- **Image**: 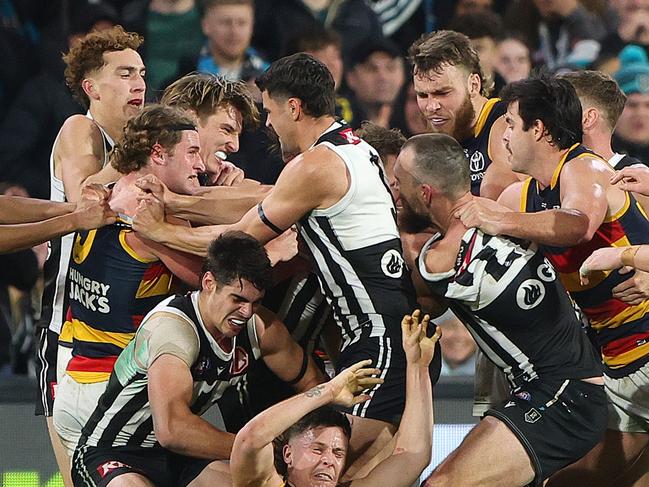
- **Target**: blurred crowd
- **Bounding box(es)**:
[1,0,648,380]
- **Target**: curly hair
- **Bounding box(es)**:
[162,72,259,128]
[356,121,406,162]
[63,25,143,109]
[408,30,490,97]
[110,104,197,175]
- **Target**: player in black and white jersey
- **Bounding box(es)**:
[72,232,324,487]
[132,53,440,476]
[394,133,606,487]
[36,26,145,485]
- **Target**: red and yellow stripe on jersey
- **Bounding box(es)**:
[63,226,173,383]
[521,143,649,377]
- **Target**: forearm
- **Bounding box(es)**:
[499,209,591,246]
[627,245,649,273]
[158,414,235,460]
[168,185,269,225]
[0,212,80,253]
[394,364,433,455]
[0,196,74,223]
[143,221,228,256]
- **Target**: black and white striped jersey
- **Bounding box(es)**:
[39,113,114,335]
[79,292,261,448]
[299,122,417,349]
[418,229,601,389]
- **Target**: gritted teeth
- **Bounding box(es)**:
[215,151,227,160]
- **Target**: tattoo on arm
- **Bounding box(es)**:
[304,385,326,398]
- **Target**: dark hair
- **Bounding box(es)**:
[162,72,259,128]
[63,25,143,109]
[111,104,197,174]
[408,30,489,97]
[202,231,272,291]
[274,406,351,476]
[256,53,335,118]
[559,70,626,131]
[448,11,504,41]
[285,27,342,56]
[356,121,406,162]
[402,133,470,198]
[501,73,583,150]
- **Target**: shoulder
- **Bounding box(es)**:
[57,115,103,152]
[561,153,613,183]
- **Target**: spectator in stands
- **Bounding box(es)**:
[194,0,268,83]
[504,0,607,70]
[495,36,532,83]
[344,38,406,128]
[0,1,118,199]
[252,0,382,63]
[613,45,649,163]
[455,0,495,16]
[448,10,507,96]
[436,311,477,376]
[597,0,649,73]
[121,0,204,96]
[285,27,363,127]
[389,79,428,138]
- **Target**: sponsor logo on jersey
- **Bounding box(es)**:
[380,249,404,278]
[516,279,545,310]
[97,460,132,478]
[469,151,485,172]
[340,128,361,145]
[515,390,532,401]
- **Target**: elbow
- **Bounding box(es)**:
[155,418,183,450]
[235,422,270,452]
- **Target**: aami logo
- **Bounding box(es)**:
[516,279,545,310]
[340,128,361,145]
[97,460,131,478]
[469,151,485,172]
[381,249,403,278]
[230,346,249,376]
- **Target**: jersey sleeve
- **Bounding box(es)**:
[134,312,200,369]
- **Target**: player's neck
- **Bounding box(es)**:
[299,115,337,152]
[470,95,489,131]
[433,192,473,234]
[108,172,145,216]
[88,105,127,143]
[583,130,614,161]
[532,144,570,189]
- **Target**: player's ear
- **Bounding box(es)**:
[82,78,99,101]
[467,72,481,98]
[283,444,293,467]
[288,98,301,121]
[150,143,166,165]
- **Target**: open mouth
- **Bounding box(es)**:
[313,472,334,482]
[227,318,246,330]
[128,99,143,107]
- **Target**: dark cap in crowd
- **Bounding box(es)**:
[69,1,119,36]
[347,37,403,69]
[615,45,649,95]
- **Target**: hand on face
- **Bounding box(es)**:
[207,157,245,186]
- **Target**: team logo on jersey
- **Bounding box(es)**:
[524,408,542,424]
[381,249,404,278]
[516,279,545,310]
[469,151,485,172]
[537,261,556,282]
[97,460,132,478]
[339,128,361,145]
[230,346,249,376]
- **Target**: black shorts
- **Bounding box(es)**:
[34,327,59,416]
[336,334,441,424]
[486,379,608,486]
[72,444,211,487]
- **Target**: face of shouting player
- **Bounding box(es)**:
[261,91,302,158]
[155,130,205,195]
[393,147,434,233]
[197,104,243,183]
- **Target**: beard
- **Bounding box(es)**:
[398,197,432,234]
[451,93,475,142]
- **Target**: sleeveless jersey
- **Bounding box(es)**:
[298,121,417,349]
[64,225,173,383]
[79,292,261,448]
[521,143,649,377]
[39,113,114,336]
[418,229,601,389]
[461,98,506,196]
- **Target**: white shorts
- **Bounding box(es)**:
[604,361,649,433]
[53,373,108,456]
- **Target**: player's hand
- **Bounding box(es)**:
[612,268,649,305]
[133,194,167,242]
[610,164,649,196]
[579,247,624,285]
[265,227,298,266]
[455,197,507,235]
[402,310,441,368]
[136,174,175,208]
[74,184,116,230]
[208,160,245,187]
[328,360,383,408]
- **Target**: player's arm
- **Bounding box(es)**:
[147,313,236,460]
[348,311,439,487]
[0,196,74,223]
[458,158,606,246]
[581,245,649,282]
[256,306,327,392]
[57,116,110,202]
[231,360,382,487]
[480,117,521,200]
[136,174,271,225]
